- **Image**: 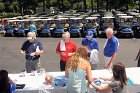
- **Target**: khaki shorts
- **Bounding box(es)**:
[104,56,112,69]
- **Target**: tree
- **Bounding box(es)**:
[83,0,87,12]
[9,0,19,13]
[0,2,5,12]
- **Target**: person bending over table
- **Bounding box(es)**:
[0,70,16,93]
[91,62,129,93]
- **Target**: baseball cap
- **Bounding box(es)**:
[86,31,93,38]
[27,32,36,40]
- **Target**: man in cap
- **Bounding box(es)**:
[29,21,36,32]
[104,28,119,69]
[56,31,77,71]
[20,32,44,73]
[81,31,99,70]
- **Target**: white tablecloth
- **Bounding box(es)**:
[9,67,140,93]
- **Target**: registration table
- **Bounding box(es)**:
[9,67,140,93]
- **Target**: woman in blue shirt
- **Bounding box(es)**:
[65,46,92,93]
[0,70,16,93]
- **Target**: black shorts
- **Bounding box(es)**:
[60,60,66,71]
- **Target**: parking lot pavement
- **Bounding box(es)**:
[0,37,139,73]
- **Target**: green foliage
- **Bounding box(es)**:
[9,1,19,13]
[0,2,5,11]
[0,0,139,14]
[1,12,19,18]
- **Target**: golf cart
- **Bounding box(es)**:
[85,16,99,37]
[99,16,114,37]
[10,19,26,36]
[69,17,82,37]
[117,16,134,38]
[53,18,68,37]
[38,18,53,37]
[4,20,14,36]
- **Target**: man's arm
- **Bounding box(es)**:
[106,40,118,69]
[20,50,25,54]
[106,52,117,69]
[34,50,44,55]
[20,42,26,54]
[135,49,140,60]
[95,40,99,50]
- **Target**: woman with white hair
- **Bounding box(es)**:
[56,31,77,71]
[104,28,119,69]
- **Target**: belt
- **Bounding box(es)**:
[105,55,111,57]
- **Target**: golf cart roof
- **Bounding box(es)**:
[130,13,140,16]
[119,16,133,18]
[85,17,98,20]
[102,16,114,18]
[9,19,21,22]
[8,18,17,20]
[73,13,81,16]
[70,17,82,20]
[91,14,100,17]
[21,19,31,21]
[116,14,127,16]
[136,15,140,18]
[29,17,38,19]
[55,17,69,20]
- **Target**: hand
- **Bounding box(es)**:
[60,52,66,56]
[68,53,73,56]
[30,52,36,56]
[106,64,111,69]
[35,52,40,55]
[20,50,25,54]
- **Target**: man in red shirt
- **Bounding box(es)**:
[56,31,77,71]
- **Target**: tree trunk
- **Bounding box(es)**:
[43,0,45,12]
[139,0,140,13]
[97,0,99,13]
[83,0,87,12]
[106,0,109,11]
[61,0,64,13]
[91,0,93,13]
[109,0,112,11]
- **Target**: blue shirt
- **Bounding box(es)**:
[0,83,16,93]
[104,36,119,57]
[10,83,16,93]
[21,39,43,60]
[29,24,36,32]
[82,38,99,50]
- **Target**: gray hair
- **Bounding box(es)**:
[105,27,114,34]
[62,31,70,38]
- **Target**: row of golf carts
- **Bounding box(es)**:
[1,12,140,38]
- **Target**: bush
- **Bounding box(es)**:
[0,2,5,11]
[1,12,19,18]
